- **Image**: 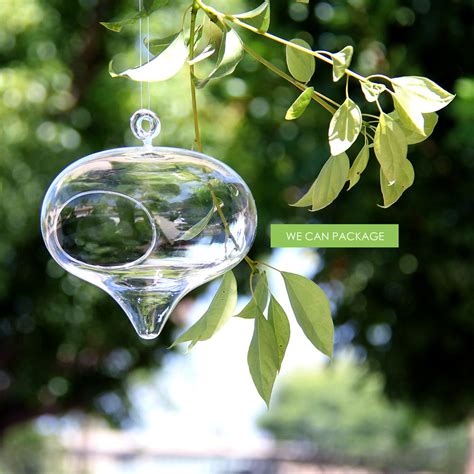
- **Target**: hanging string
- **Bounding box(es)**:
[137,0,151,111]
[131,0,160,146]
[147,13,151,110]
[138,0,143,110]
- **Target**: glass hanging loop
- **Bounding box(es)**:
[130,109,161,145]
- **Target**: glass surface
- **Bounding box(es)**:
[41,147,257,339]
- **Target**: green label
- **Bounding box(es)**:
[271,224,399,248]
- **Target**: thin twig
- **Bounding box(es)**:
[189,2,202,152]
[208,183,258,271]
[196,0,369,85]
[243,44,337,115]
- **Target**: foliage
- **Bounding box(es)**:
[235,0,472,425]
[102,0,454,210]
[0,423,63,474]
[171,270,237,349]
[260,362,468,473]
[174,264,332,405]
[0,0,472,436]
[98,0,454,405]
[0,0,332,413]
[291,152,350,210]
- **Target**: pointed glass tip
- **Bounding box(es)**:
[111,288,184,340]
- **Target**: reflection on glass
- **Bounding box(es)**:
[42,147,257,339]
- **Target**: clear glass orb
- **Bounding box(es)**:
[41,147,257,339]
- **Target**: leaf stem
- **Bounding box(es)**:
[375,99,384,114]
[189,1,203,152]
[255,260,281,274]
[181,4,193,30]
[245,255,258,270]
[249,271,256,301]
[362,127,375,142]
[208,183,239,248]
[243,44,337,114]
[207,183,258,272]
[366,74,393,84]
[237,19,366,82]
[362,113,380,120]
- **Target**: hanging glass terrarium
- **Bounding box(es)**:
[41,109,257,339]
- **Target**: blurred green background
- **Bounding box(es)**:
[0,0,473,472]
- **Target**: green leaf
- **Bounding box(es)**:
[268,296,290,371]
[171,271,237,349]
[379,159,414,208]
[392,94,426,135]
[101,12,144,33]
[286,39,315,83]
[235,272,269,319]
[235,1,270,33]
[374,112,408,184]
[282,272,333,357]
[145,33,180,56]
[311,153,350,211]
[347,143,370,190]
[328,98,362,155]
[360,81,386,102]
[290,179,317,208]
[285,87,314,120]
[101,20,130,33]
[109,33,188,82]
[388,110,438,145]
[193,17,222,64]
[391,76,455,113]
[194,27,244,88]
[331,46,353,82]
[247,309,279,406]
[177,200,222,241]
[188,44,216,66]
[290,153,350,209]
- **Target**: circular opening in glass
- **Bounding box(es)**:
[55,191,157,268]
